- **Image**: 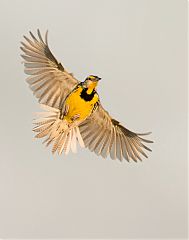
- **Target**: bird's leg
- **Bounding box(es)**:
[71,114,80,122]
[68,114,80,128]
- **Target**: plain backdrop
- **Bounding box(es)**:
[0,0,188,239]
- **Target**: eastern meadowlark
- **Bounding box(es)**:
[21,30,153,162]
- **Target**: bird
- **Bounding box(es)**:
[20,29,153,162]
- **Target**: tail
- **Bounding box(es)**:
[33,104,85,155]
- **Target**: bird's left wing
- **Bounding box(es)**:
[79,104,153,162]
[21,29,79,109]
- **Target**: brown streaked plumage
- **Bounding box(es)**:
[21,29,153,162]
[21,29,79,109]
[79,106,152,162]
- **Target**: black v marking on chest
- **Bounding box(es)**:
[80,88,96,101]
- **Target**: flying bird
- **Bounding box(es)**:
[21,30,153,162]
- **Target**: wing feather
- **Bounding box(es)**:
[21,29,79,109]
[79,104,153,162]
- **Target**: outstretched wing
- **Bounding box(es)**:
[21,29,79,109]
[79,104,153,162]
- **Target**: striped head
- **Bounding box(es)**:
[83,75,101,89]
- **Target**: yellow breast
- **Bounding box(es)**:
[64,86,99,123]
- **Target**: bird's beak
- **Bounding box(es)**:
[97,77,101,81]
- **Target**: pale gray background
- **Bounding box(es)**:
[0,0,187,239]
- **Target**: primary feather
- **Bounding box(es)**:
[21,29,79,109]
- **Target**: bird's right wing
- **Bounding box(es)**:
[21,29,79,109]
[79,104,153,162]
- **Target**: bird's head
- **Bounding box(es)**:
[83,75,101,89]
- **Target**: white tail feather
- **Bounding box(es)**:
[76,126,85,148]
[58,131,67,155]
[65,132,71,155]
[71,128,77,153]
[33,105,85,155]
